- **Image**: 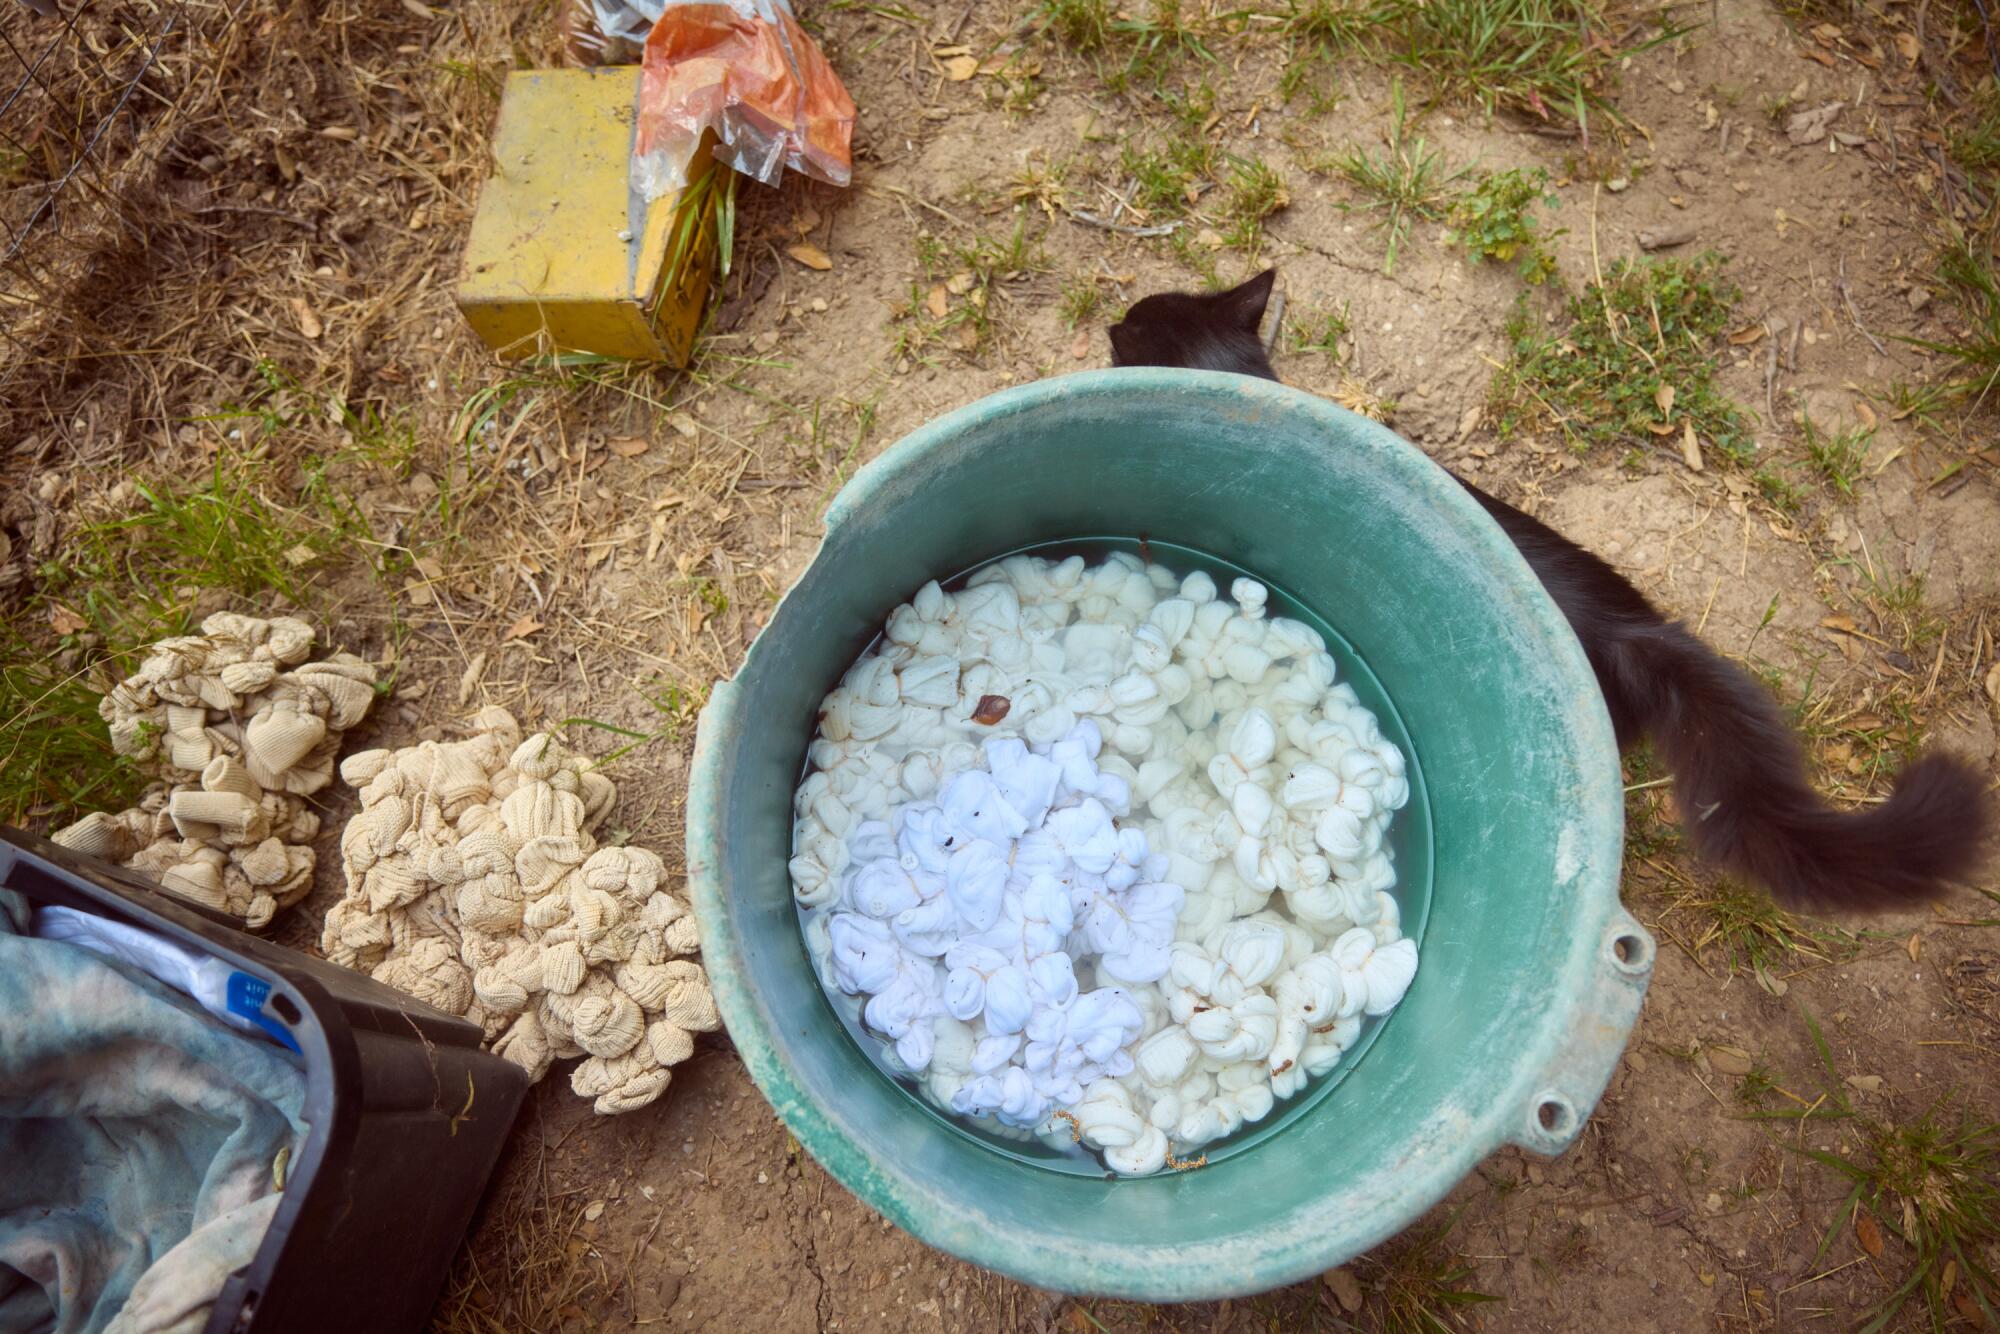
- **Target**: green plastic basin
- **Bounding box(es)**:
[687,368,1652,1300]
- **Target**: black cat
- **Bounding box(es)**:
[1108,270,1992,912]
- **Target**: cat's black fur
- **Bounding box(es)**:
[1109,270,1992,912]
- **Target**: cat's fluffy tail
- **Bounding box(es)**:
[1604,622,1992,911]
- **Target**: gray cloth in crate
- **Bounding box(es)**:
[0,890,305,1334]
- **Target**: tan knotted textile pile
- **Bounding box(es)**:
[52,613,378,929]
[321,706,719,1113]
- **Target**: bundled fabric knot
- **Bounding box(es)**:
[319,707,718,1115]
[53,613,377,928]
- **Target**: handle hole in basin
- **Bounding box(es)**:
[1535,1094,1576,1137]
[1608,930,1654,975]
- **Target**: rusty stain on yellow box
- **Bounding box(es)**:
[456,68,714,364]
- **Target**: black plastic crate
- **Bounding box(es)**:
[0,825,532,1334]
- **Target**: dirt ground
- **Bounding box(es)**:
[5,0,2000,1328]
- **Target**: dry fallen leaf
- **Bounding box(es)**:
[1727,323,1767,346]
[945,271,976,296]
[952,322,979,352]
[1855,1210,1884,1258]
[1321,1268,1364,1314]
[942,54,979,80]
[1906,931,1922,962]
[504,615,543,641]
[786,242,833,271]
[290,296,323,340]
[1708,1045,1754,1076]
[1681,420,1705,472]
[791,204,821,237]
[283,542,317,568]
[1821,615,1859,634]
[1853,398,1878,429]
[1786,101,1845,146]
[1655,383,1676,418]
[926,284,949,319]
[1893,31,1919,64]
[665,411,698,440]
[48,605,87,635]
[1844,1074,1884,1093]
[609,437,649,457]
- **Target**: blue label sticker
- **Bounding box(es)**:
[228,972,302,1054]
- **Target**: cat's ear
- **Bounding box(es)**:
[1215,269,1277,334]
[1106,321,1133,366]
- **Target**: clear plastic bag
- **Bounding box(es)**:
[624,0,856,199]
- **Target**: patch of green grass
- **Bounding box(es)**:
[1489,252,1755,461]
[1620,742,1681,859]
[1359,1204,1502,1333]
[1948,86,2000,174]
[1222,155,1289,254]
[1756,464,1805,513]
[2,438,346,824]
[1904,229,2000,405]
[1271,0,1640,129]
[1376,0,1643,129]
[1276,0,1369,111]
[1659,880,1856,976]
[1802,414,1875,496]
[1290,302,1353,358]
[1107,0,1216,88]
[1803,1106,2000,1330]
[890,215,1046,361]
[1858,568,1943,656]
[1770,1016,2000,1330]
[1033,0,1111,49]
[558,679,712,772]
[1122,141,1208,221]
[1059,276,1104,328]
[1033,0,1213,89]
[1326,80,1464,274]
[1736,1059,1780,1108]
[0,631,148,826]
[1167,230,1223,287]
[1882,378,1953,430]
[1116,84,1221,225]
[47,449,330,650]
[1448,166,1561,284]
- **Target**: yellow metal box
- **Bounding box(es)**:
[456,67,714,364]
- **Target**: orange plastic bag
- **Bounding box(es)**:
[633,0,856,199]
